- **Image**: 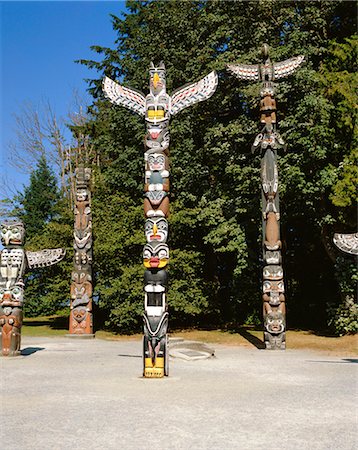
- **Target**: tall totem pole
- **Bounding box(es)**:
[0,220,65,356]
[227,45,304,349]
[69,167,94,336]
[103,62,217,376]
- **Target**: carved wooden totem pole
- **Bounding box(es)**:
[227,45,304,349]
[0,220,65,356]
[103,62,217,376]
[69,166,94,336]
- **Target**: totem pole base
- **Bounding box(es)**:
[264,332,286,350]
[144,357,165,378]
[65,333,95,339]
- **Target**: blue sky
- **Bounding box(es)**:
[0,0,128,196]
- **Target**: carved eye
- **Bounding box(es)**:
[12,286,21,295]
[263,281,271,291]
[145,222,153,232]
[143,249,151,259]
[158,221,166,230]
[0,288,4,296]
[158,249,168,259]
[12,228,19,233]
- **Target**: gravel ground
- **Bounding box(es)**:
[0,336,357,450]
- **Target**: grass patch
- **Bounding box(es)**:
[22,313,69,337]
[21,314,357,356]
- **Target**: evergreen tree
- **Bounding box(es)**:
[77,0,357,333]
[14,154,61,240]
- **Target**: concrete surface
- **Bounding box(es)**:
[0,336,357,450]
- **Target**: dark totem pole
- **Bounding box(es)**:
[227,45,304,349]
[69,166,94,336]
[103,62,218,377]
[0,220,65,356]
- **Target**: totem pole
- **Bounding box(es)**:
[227,44,304,349]
[103,62,217,376]
[333,233,358,256]
[0,220,65,356]
[69,167,94,336]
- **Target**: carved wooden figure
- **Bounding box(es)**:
[69,167,94,335]
[227,44,304,349]
[0,221,65,356]
[103,62,217,376]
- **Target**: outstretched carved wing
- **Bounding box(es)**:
[26,248,66,269]
[226,63,260,81]
[273,55,305,79]
[102,76,146,116]
[333,233,358,256]
[170,71,218,116]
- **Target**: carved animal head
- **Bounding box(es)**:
[1,221,25,246]
[145,218,168,243]
[143,242,169,269]
[146,153,167,172]
[0,283,24,306]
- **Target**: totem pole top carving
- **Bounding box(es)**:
[227,44,304,83]
[103,62,218,120]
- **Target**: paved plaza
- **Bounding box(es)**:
[0,336,357,450]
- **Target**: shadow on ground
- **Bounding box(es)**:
[236,327,266,349]
[23,315,68,330]
[21,347,45,356]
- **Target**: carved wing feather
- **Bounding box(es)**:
[102,76,146,116]
[26,248,66,269]
[226,63,260,81]
[170,71,218,116]
[273,55,305,79]
[333,233,358,256]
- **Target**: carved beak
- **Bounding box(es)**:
[153,73,160,89]
[2,231,11,246]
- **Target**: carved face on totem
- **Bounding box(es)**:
[0,283,24,306]
[146,153,167,172]
[263,265,283,280]
[263,279,284,294]
[76,189,88,202]
[143,242,169,269]
[264,310,285,335]
[145,218,168,243]
[146,62,169,123]
[145,122,170,151]
[1,221,25,246]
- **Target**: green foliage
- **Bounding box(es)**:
[13,155,61,240]
[327,257,358,335]
[74,0,357,333]
[23,201,73,317]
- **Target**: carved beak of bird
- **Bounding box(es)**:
[153,73,160,89]
[151,223,159,239]
[2,231,11,246]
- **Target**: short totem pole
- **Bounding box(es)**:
[69,167,94,335]
[103,62,217,376]
[227,44,304,349]
[0,220,65,356]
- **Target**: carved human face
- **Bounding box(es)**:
[76,189,88,202]
[143,242,169,269]
[145,218,168,243]
[146,153,166,172]
[0,283,24,305]
[0,221,25,246]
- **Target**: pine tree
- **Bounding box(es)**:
[14,154,61,240]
